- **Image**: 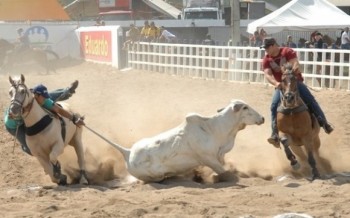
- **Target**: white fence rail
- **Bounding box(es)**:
[127,42,350,90]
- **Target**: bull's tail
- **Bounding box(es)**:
[84,125,130,161]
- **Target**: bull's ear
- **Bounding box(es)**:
[233,103,244,112]
[20,74,25,83]
[217,108,224,113]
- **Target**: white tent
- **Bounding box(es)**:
[247,0,350,34]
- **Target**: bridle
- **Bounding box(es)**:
[280,69,300,109]
[9,82,34,118]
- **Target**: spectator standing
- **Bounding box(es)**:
[341,27,350,49]
[122,24,140,50]
[286,35,297,48]
[314,32,324,60]
[202,34,215,45]
[158,26,177,43]
[140,20,150,41]
[310,31,318,44]
[314,32,324,84]
[146,21,161,42]
[259,28,267,41]
[94,16,105,26]
[250,31,262,47]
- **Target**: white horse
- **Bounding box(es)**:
[8,74,88,185]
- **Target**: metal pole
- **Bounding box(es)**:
[231,0,241,46]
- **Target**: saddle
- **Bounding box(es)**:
[25,107,66,141]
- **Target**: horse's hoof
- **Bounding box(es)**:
[291,161,300,170]
[311,171,321,181]
[312,175,321,181]
[52,162,62,180]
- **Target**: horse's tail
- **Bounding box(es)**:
[44,49,60,59]
[84,125,131,161]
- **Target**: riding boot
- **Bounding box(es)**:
[69,80,79,94]
[317,116,334,134]
[324,123,334,134]
[267,127,280,148]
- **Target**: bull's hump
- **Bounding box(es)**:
[186,113,209,123]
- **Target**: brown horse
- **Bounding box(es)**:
[276,64,331,180]
[0,38,59,74]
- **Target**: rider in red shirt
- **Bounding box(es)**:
[261,37,334,146]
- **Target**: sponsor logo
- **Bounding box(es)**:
[80,31,112,62]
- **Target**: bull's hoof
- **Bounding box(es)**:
[58,174,67,186]
[213,171,238,183]
[79,170,89,185]
[79,176,89,185]
[192,173,204,183]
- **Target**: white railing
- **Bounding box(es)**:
[127,42,350,90]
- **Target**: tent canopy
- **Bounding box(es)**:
[0,0,70,21]
[247,0,350,34]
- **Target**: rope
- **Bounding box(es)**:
[12,125,19,154]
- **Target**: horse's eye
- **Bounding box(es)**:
[243,106,248,110]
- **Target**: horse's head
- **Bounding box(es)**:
[8,74,33,117]
[280,64,299,108]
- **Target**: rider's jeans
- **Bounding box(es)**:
[49,88,71,101]
[6,124,32,155]
[270,81,327,133]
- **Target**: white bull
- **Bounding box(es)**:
[89,99,264,182]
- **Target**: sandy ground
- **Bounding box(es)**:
[0,59,350,218]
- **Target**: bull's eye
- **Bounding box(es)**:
[243,106,248,110]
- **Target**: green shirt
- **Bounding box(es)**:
[41,98,54,110]
[4,98,54,130]
[4,108,24,129]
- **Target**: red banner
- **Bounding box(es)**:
[80,31,112,62]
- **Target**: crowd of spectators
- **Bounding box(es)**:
[122,20,177,50]
[122,23,350,51]
[248,27,350,50]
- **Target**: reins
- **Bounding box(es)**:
[278,70,308,114]
[10,83,33,119]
